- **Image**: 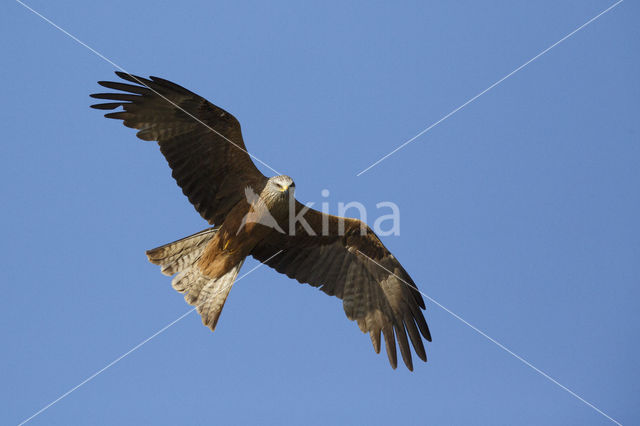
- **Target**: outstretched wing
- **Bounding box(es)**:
[250,201,431,371]
[91,71,266,225]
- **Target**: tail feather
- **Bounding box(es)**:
[147,227,244,332]
[195,260,245,331]
[171,268,203,294]
[146,227,218,276]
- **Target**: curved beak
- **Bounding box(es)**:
[280,183,295,193]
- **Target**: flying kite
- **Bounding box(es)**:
[91,72,431,370]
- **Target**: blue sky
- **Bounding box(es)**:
[1,1,638,424]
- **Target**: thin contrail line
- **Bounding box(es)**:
[356,0,624,176]
[17,308,195,426]
[12,1,624,424]
[17,251,282,425]
[356,250,622,425]
[14,0,282,177]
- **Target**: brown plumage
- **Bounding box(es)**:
[91,72,431,370]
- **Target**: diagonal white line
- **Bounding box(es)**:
[12,0,624,424]
[355,249,622,425]
[356,0,624,176]
[17,250,282,426]
[17,308,196,426]
[14,0,282,177]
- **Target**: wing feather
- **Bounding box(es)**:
[91,72,266,225]
[250,202,430,370]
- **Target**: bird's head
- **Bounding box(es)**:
[267,175,296,198]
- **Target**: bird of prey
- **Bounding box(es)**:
[90,72,431,370]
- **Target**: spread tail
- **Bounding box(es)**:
[146,227,218,276]
[146,227,244,331]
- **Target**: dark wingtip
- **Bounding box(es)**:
[115,71,153,87]
[104,112,126,120]
[370,330,381,354]
[90,102,121,110]
[382,326,398,369]
[114,71,141,82]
